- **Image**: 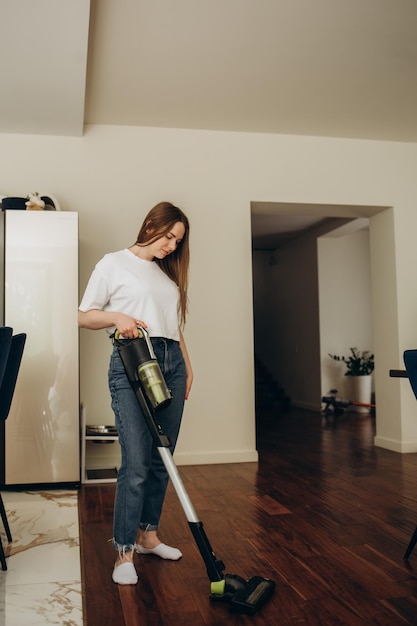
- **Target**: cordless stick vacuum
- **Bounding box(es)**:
[322,389,376,416]
[114,327,275,615]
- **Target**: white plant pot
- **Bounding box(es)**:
[351,375,372,413]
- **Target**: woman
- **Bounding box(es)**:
[78,201,193,585]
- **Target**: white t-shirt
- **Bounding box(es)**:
[79,249,181,341]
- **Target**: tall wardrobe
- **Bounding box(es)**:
[0,210,79,487]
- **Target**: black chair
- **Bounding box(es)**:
[0,328,13,385]
[0,332,26,422]
[0,329,26,570]
[0,327,13,569]
[403,349,417,559]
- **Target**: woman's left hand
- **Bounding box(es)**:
[185,370,193,400]
[179,328,193,400]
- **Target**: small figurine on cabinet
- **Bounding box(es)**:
[25,192,45,210]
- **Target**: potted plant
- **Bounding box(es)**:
[328,348,374,413]
[328,348,374,376]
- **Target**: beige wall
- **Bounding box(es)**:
[1,125,417,459]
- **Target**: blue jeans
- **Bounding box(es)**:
[108,337,186,553]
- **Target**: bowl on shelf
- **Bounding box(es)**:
[86,424,118,442]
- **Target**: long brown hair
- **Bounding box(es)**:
[135,202,190,326]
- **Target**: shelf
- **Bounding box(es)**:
[85,436,118,442]
[86,467,118,482]
[80,405,120,484]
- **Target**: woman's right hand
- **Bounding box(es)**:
[114,313,147,338]
[78,309,147,335]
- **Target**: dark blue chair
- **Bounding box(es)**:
[0,333,26,423]
[0,328,13,386]
[403,349,417,560]
[0,329,26,570]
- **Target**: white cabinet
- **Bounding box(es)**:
[1,211,79,486]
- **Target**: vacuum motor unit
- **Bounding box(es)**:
[114,327,172,411]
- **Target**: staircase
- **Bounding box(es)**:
[254,355,291,414]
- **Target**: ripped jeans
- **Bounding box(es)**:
[108,337,186,553]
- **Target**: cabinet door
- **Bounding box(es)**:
[4,211,79,485]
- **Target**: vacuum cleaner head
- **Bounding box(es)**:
[210,573,275,615]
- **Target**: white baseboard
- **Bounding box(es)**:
[173,449,259,466]
[374,435,417,453]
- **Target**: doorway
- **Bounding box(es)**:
[251,201,389,419]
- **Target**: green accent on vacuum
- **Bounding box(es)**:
[210,580,225,595]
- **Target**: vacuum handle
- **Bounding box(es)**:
[114,326,158,363]
[114,327,173,411]
[134,326,157,359]
[114,325,151,345]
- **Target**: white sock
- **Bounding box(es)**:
[112,561,138,584]
[135,543,182,560]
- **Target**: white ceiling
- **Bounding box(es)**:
[0,1,90,136]
[1,0,416,243]
[86,0,417,143]
[2,0,416,142]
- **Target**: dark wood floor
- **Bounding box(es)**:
[79,407,417,625]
